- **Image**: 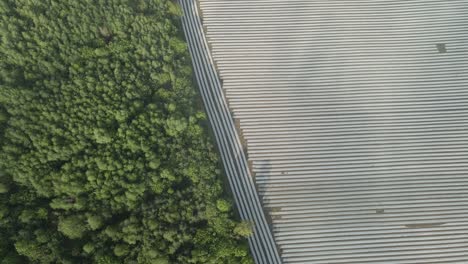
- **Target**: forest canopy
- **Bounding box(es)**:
[0,0,253,263]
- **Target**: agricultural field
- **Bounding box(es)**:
[184,0,468,263]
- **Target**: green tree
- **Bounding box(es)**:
[113,244,130,257]
[216,199,232,213]
[87,215,104,230]
[58,216,87,239]
[14,239,55,263]
[234,221,254,238]
[0,0,252,263]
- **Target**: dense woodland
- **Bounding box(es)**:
[0,0,253,263]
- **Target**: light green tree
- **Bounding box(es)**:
[58,216,87,239]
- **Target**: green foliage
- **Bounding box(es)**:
[1,254,24,264]
[234,222,254,238]
[58,215,87,239]
[0,0,252,263]
[14,239,55,263]
[0,183,8,194]
[83,243,95,254]
[217,199,232,213]
[113,244,129,257]
[86,214,103,230]
[0,236,25,264]
[94,255,119,264]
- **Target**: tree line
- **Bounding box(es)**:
[0,0,253,263]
